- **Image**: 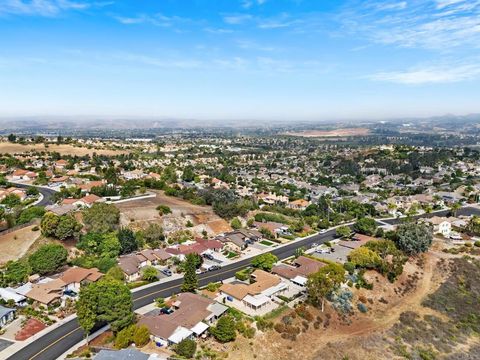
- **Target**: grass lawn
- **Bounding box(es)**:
[226,251,239,259]
[260,240,274,246]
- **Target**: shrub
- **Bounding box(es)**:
[133,325,150,347]
[357,303,368,313]
[175,338,196,358]
[210,315,236,343]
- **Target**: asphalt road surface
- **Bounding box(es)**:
[10,182,57,207]
[8,207,480,360]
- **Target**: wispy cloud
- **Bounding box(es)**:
[369,62,480,84]
[236,39,278,52]
[223,12,302,30]
[339,0,480,49]
[241,0,267,9]
[114,13,196,28]
[0,0,92,17]
[223,13,253,25]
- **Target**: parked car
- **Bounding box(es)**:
[208,265,221,271]
[161,269,172,277]
[315,248,330,254]
[203,253,214,261]
[160,307,174,315]
[319,229,327,234]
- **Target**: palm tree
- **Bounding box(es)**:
[450,202,461,217]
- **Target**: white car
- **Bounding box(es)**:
[316,248,331,254]
[319,229,327,234]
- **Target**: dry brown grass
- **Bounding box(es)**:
[0,225,42,265]
[284,128,370,138]
[0,142,128,156]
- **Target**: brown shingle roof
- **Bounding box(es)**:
[220,269,281,300]
[59,267,103,284]
[26,279,65,305]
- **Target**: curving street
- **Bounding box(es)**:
[9,182,57,207]
[7,206,480,360]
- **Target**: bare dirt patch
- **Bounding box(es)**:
[115,190,229,235]
[0,225,41,265]
[284,128,370,138]
[0,142,127,156]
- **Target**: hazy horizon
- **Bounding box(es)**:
[1,0,479,119]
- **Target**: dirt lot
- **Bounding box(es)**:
[0,142,127,156]
[0,225,42,265]
[115,190,231,235]
[284,128,370,138]
[211,244,480,360]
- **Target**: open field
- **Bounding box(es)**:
[0,224,42,265]
[115,190,231,235]
[206,243,480,360]
[0,142,128,156]
[284,128,370,138]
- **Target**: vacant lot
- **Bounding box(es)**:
[0,142,128,156]
[0,224,42,265]
[115,190,230,235]
[284,128,370,138]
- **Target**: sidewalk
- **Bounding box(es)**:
[0,313,77,359]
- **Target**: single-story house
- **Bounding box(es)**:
[0,305,15,328]
[0,287,27,306]
[272,256,326,286]
[219,270,288,313]
[25,278,65,305]
[138,293,227,347]
[59,267,103,293]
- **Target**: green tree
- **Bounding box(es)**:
[118,228,138,255]
[55,215,82,240]
[175,338,197,358]
[348,247,382,269]
[181,253,198,292]
[17,206,45,225]
[83,203,120,233]
[353,217,377,236]
[133,325,150,347]
[142,266,158,282]
[335,225,352,238]
[182,166,195,182]
[142,223,165,248]
[395,222,433,256]
[76,279,134,334]
[98,232,121,258]
[1,194,21,208]
[105,266,126,282]
[307,263,345,311]
[7,133,16,142]
[251,253,278,271]
[41,212,60,237]
[230,217,242,230]
[467,216,480,235]
[114,324,136,349]
[3,260,31,285]
[211,315,236,343]
[28,244,68,275]
[450,202,462,217]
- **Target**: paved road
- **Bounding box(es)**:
[8,206,480,360]
[7,227,338,360]
[10,182,57,207]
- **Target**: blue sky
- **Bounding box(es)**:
[0,0,479,120]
